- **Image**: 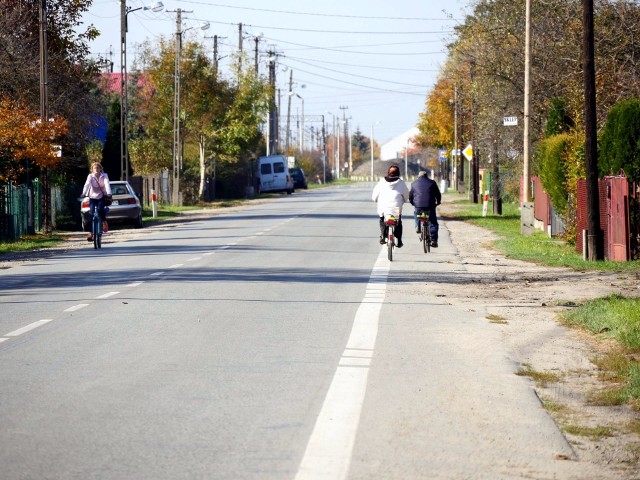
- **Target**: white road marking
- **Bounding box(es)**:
[96,292,119,299]
[295,248,388,480]
[168,264,184,269]
[5,319,53,337]
[0,338,8,343]
[187,257,201,262]
[203,252,215,256]
[65,304,89,312]
[126,281,144,287]
[150,272,165,276]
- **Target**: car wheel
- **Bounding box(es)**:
[134,214,143,229]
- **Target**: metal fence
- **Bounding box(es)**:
[0,180,41,241]
[576,175,638,261]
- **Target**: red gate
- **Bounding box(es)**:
[607,176,630,261]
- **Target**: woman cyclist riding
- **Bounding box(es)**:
[81,162,112,242]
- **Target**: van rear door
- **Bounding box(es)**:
[260,160,274,190]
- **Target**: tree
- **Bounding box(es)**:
[0,0,103,175]
[599,98,640,181]
[0,97,68,183]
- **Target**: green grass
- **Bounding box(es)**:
[0,234,66,255]
[563,297,640,405]
[563,424,614,440]
[516,364,562,387]
[563,295,640,351]
[448,199,640,272]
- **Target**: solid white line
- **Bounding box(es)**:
[339,357,372,367]
[0,338,8,343]
[168,264,184,269]
[295,248,388,480]
[127,281,144,287]
[65,304,89,312]
[96,292,119,299]
[5,319,53,337]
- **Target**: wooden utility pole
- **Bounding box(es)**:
[39,0,51,232]
[582,0,603,260]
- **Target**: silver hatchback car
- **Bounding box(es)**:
[81,180,143,231]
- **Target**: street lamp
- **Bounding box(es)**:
[371,121,380,181]
[120,0,164,181]
[288,92,304,152]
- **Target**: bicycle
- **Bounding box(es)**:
[91,206,103,249]
[383,207,401,261]
[416,210,431,253]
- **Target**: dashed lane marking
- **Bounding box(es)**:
[5,319,53,337]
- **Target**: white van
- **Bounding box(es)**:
[256,155,294,194]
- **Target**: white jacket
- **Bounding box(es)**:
[372,176,409,217]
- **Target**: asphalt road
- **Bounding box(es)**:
[0,185,599,479]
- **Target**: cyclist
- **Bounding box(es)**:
[409,168,441,247]
[372,164,409,248]
[81,162,112,242]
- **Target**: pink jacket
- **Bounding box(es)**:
[82,173,112,199]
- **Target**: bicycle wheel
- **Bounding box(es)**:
[93,217,99,249]
[422,223,429,253]
[387,226,394,261]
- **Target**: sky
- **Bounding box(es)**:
[79,0,470,145]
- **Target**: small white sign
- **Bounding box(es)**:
[503,116,518,126]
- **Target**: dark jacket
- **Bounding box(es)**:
[409,175,441,209]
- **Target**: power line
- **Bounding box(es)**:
[193,18,454,35]
[265,37,448,51]
[281,59,431,88]
[281,64,426,96]
[177,1,460,21]
[284,55,439,72]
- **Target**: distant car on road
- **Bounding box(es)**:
[81,180,143,231]
[289,167,308,189]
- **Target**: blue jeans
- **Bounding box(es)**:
[414,207,438,242]
[89,197,106,223]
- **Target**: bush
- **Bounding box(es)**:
[599,98,640,181]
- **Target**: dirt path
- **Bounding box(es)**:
[437,197,640,478]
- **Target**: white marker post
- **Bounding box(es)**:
[151,189,158,218]
[482,191,489,217]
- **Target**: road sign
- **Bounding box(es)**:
[451,149,460,157]
[503,116,518,126]
[463,144,473,161]
[439,150,447,161]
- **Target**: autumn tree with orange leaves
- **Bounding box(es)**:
[0,98,68,183]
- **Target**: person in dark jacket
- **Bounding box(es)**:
[409,169,441,247]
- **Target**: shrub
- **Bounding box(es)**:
[599,98,640,182]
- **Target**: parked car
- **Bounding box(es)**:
[289,167,308,189]
[81,180,143,231]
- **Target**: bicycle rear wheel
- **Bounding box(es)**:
[422,222,430,253]
[387,226,394,261]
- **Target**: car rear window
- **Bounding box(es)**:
[261,163,272,175]
[274,162,285,173]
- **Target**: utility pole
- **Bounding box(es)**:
[254,36,259,74]
[120,0,129,182]
[237,22,243,77]
[39,0,51,232]
[285,70,293,155]
[339,105,348,176]
[582,0,602,260]
[322,115,326,183]
[267,50,277,155]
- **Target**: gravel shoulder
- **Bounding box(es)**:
[437,197,640,478]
